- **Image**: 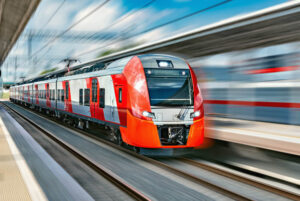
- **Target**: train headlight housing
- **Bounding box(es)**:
[190,111,201,118]
[142,111,156,119]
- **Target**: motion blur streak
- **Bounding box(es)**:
[193,48,300,126]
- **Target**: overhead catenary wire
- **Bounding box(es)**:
[75,0,232,58]
[84,0,157,41]
[32,0,157,68]
[30,0,110,59]
[41,0,66,30]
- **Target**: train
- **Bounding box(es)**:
[9,54,205,151]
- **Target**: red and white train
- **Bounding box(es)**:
[10,54,204,150]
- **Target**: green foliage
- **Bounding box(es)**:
[99,50,116,57]
[97,42,142,58]
[39,67,58,75]
[2,91,9,99]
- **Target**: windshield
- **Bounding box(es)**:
[144,68,194,106]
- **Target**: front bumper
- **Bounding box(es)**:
[120,111,204,148]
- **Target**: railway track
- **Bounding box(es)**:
[176,158,300,200]
[2,101,299,200]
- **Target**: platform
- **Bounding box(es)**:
[0,105,93,201]
[0,117,33,201]
[206,117,300,156]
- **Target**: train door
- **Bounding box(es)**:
[35,85,39,105]
[91,78,98,118]
[46,83,50,107]
[55,80,58,109]
[115,85,126,125]
[64,81,71,112]
[28,85,31,103]
[31,84,34,104]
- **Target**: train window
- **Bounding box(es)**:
[92,79,97,102]
[65,82,69,100]
[84,89,90,106]
[47,84,50,98]
[145,69,193,106]
[57,90,60,101]
[99,88,105,108]
[119,88,122,103]
[79,89,83,105]
[61,89,65,101]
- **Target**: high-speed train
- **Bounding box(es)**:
[10,54,205,150]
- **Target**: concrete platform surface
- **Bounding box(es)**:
[0,105,94,201]
[206,117,300,156]
[0,113,43,201]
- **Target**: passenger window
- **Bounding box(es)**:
[99,88,105,108]
[84,89,90,106]
[92,79,97,102]
[57,90,60,101]
[79,89,83,105]
[65,82,69,100]
[47,84,50,98]
[61,89,65,101]
[119,88,122,103]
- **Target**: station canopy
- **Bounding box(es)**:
[0,0,40,65]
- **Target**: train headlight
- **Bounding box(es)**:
[142,111,156,119]
[190,111,201,118]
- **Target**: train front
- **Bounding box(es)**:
[121,54,204,150]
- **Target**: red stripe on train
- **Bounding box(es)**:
[246,65,299,74]
[204,100,300,108]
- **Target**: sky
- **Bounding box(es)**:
[1,0,291,81]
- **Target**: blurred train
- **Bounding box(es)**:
[193,52,300,125]
[9,54,205,150]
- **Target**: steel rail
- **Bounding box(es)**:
[1,103,151,201]
[178,158,300,200]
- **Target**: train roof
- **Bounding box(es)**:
[137,54,189,69]
[15,54,188,85]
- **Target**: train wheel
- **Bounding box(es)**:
[116,131,123,146]
[112,128,123,146]
[132,146,140,153]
